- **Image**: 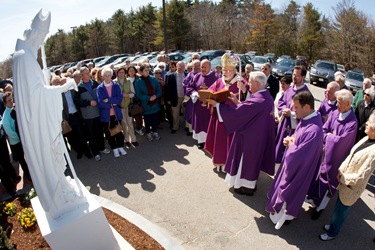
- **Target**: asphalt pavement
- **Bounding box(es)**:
[70,84,374,250]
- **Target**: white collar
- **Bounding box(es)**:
[303,111,318,120]
[293,84,305,91]
[338,109,352,121]
[328,99,336,105]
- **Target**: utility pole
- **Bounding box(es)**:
[71,26,77,61]
[162,0,168,53]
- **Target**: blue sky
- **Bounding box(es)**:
[0,0,373,62]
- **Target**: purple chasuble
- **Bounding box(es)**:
[317,98,337,124]
[186,71,219,134]
[275,85,310,163]
[204,78,240,166]
[307,109,357,206]
[266,113,323,217]
[220,90,276,181]
[183,71,196,124]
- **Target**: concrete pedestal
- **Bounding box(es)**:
[31,183,121,250]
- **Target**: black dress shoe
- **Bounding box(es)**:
[234,186,256,196]
[186,132,193,136]
[184,127,189,132]
[311,208,323,220]
[171,129,177,134]
[284,220,292,225]
[198,143,205,149]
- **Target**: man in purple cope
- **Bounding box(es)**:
[307,89,358,219]
[209,71,275,196]
[266,91,323,229]
[186,59,219,148]
[317,81,340,124]
[182,60,201,135]
[275,66,311,163]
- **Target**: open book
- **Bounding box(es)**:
[198,89,230,104]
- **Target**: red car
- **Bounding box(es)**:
[296,56,309,68]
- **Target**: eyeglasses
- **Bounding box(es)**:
[365,93,371,97]
[154,72,161,74]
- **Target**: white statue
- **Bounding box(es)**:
[12,9,86,219]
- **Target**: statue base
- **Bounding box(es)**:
[31,182,124,250]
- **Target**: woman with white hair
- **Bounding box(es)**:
[319,111,375,241]
[355,87,375,142]
[97,67,127,158]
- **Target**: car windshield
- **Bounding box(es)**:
[347,72,364,81]
[315,62,335,71]
[279,60,295,67]
[252,57,267,63]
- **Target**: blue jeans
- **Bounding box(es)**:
[328,196,352,237]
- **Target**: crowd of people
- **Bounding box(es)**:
[0,52,374,242]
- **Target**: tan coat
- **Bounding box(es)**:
[337,136,375,206]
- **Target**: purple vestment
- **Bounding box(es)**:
[220,90,275,181]
[275,85,310,163]
[307,109,357,206]
[317,98,337,124]
[186,71,219,135]
[183,71,197,124]
[204,78,241,166]
[266,113,323,217]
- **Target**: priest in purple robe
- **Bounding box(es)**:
[209,71,275,195]
[182,59,201,135]
[266,91,323,229]
[317,81,340,124]
[307,89,357,219]
[275,66,311,163]
[186,59,219,148]
[204,53,247,172]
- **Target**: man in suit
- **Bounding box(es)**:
[164,61,187,134]
[262,63,279,100]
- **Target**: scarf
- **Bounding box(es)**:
[142,76,156,106]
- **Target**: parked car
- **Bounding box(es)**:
[114,56,140,70]
[96,53,130,68]
[251,56,275,71]
[93,56,108,65]
[245,51,258,59]
[272,59,296,79]
[309,60,337,87]
[264,53,277,61]
[276,55,291,63]
[337,64,346,74]
[296,55,309,68]
[168,53,185,61]
[200,50,227,61]
[344,70,364,93]
[131,55,156,66]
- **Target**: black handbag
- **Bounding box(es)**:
[128,98,144,117]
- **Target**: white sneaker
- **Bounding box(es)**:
[146,133,154,142]
[118,147,127,156]
[94,155,101,161]
[100,148,111,154]
[152,132,161,140]
[113,148,120,158]
[135,128,144,136]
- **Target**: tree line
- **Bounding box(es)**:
[1,0,374,79]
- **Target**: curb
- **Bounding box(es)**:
[95,195,184,250]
